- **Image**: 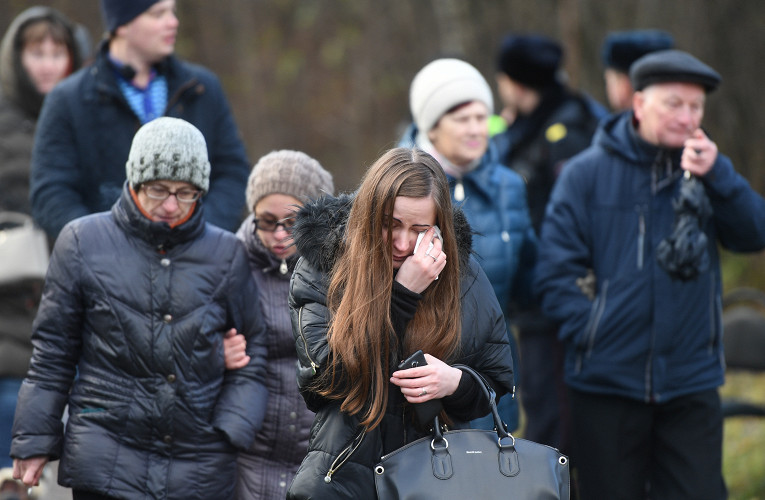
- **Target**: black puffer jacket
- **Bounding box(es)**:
[11,185,269,499]
[287,194,514,499]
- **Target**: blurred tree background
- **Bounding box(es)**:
[3,2,765,497]
[2,0,765,290]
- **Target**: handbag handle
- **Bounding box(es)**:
[432,364,513,442]
[428,365,517,479]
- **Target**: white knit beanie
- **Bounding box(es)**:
[246,150,334,211]
[125,117,211,193]
[409,58,494,133]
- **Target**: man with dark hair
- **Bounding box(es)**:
[601,29,675,111]
[30,0,250,239]
[490,33,604,455]
[535,49,765,499]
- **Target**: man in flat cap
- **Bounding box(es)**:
[29,0,250,241]
[534,49,765,499]
[601,29,675,110]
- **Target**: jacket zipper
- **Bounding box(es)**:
[637,211,645,270]
[324,428,366,483]
[709,271,719,354]
[297,306,319,375]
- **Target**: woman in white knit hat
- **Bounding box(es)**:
[223,150,334,500]
[401,58,536,433]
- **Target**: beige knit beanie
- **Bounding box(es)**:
[246,150,334,211]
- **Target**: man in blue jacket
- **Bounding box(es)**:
[535,50,765,500]
[30,0,250,239]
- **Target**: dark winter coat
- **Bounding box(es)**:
[0,6,82,378]
[492,84,603,341]
[30,41,250,238]
[534,111,765,403]
[235,215,314,500]
[492,84,603,233]
[11,184,269,499]
[286,194,514,499]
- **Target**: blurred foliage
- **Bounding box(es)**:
[2,0,764,280]
[720,371,765,499]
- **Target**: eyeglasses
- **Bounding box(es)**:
[143,184,201,203]
[253,217,296,233]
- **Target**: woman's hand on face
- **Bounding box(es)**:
[390,353,462,403]
[223,328,250,370]
[394,227,447,294]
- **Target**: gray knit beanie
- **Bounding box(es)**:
[246,150,334,211]
[409,58,494,134]
[126,117,210,193]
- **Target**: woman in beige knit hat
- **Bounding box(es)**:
[224,150,333,500]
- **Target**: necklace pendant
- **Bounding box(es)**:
[454,181,465,201]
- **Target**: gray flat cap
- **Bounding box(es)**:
[630,49,721,92]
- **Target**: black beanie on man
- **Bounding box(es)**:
[497,34,563,89]
[100,0,161,33]
[601,30,675,73]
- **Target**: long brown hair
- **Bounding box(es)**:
[321,147,462,429]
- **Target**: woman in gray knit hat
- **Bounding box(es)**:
[223,150,334,500]
[12,117,270,500]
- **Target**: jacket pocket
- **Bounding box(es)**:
[576,279,609,373]
[296,306,320,376]
[288,406,379,500]
[324,428,367,483]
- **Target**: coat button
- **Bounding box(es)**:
[167,374,176,383]
[160,258,171,267]
[501,231,511,242]
[163,435,172,444]
[163,314,172,323]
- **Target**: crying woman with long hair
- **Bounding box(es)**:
[286,147,514,500]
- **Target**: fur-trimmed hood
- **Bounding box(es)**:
[291,193,474,275]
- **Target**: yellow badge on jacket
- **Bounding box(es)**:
[545,123,568,143]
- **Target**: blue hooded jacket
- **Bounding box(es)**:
[535,111,765,403]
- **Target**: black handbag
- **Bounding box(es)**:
[374,364,570,499]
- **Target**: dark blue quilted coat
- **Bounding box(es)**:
[11,185,269,499]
